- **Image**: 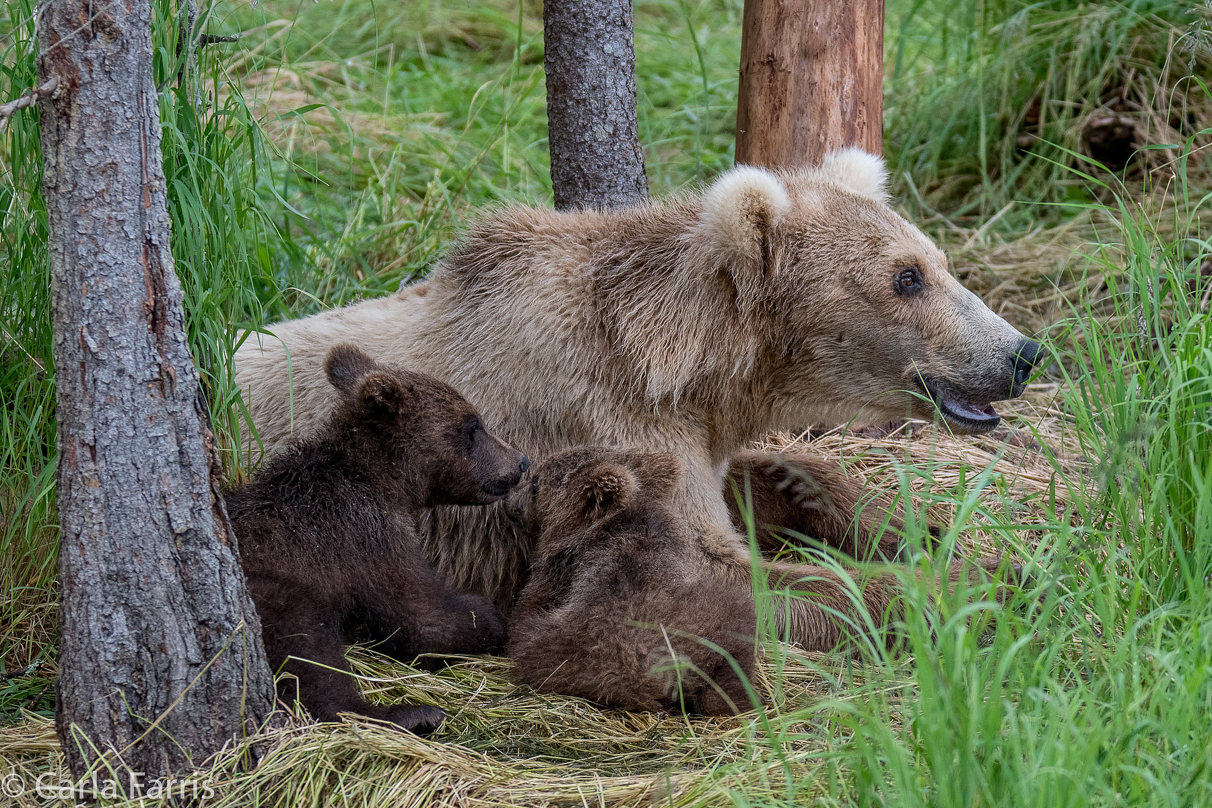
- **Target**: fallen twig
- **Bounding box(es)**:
[22,682,53,712]
[0,662,42,683]
[199,33,240,46]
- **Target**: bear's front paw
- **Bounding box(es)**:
[384,704,446,735]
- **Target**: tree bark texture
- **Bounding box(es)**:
[36,0,275,781]
[735,0,884,168]
[543,0,648,210]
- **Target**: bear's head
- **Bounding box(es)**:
[691,148,1044,434]
[323,344,530,505]
[510,447,682,537]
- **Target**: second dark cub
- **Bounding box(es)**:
[507,447,760,716]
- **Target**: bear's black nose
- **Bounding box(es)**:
[519,456,531,474]
[1011,339,1044,386]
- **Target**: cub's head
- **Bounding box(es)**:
[694,149,1044,434]
[510,447,681,536]
[323,344,530,505]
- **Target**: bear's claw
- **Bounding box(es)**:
[385,704,446,735]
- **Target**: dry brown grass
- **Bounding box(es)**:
[0,647,868,807]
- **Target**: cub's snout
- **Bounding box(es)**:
[481,450,531,501]
[471,423,529,503]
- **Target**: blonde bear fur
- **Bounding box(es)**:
[235,149,1033,649]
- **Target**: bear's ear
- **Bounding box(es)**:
[325,344,381,395]
[575,462,639,521]
[355,372,415,417]
[814,148,889,202]
[698,165,790,275]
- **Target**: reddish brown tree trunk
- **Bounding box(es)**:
[36,0,275,784]
[735,0,885,168]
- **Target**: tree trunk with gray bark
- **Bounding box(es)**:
[36,0,275,783]
[543,0,648,210]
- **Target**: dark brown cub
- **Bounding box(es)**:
[508,448,760,716]
[227,344,528,734]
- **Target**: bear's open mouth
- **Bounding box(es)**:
[919,378,1001,433]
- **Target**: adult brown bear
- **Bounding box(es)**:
[234,149,1041,648]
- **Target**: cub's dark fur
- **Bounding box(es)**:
[227,344,529,734]
[508,448,759,716]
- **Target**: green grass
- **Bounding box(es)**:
[3,0,1212,804]
[1,0,57,693]
[885,0,1210,226]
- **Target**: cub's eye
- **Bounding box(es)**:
[461,419,480,453]
[894,266,924,296]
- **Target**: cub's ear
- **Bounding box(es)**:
[815,148,889,203]
[576,462,639,521]
[325,344,381,395]
[354,372,415,417]
[633,452,681,499]
[698,165,790,275]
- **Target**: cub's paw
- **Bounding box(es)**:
[384,704,446,736]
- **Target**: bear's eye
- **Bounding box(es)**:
[894,266,924,296]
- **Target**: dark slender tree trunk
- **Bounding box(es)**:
[735,0,885,168]
[543,0,648,210]
[36,0,275,783]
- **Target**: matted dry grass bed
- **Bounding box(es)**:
[0,651,925,807]
[0,388,1084,807]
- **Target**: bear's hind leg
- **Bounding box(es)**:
[250,577,444,734]
[761,556,1015,652]
[357,565,506,669]
[694,666,756,716]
